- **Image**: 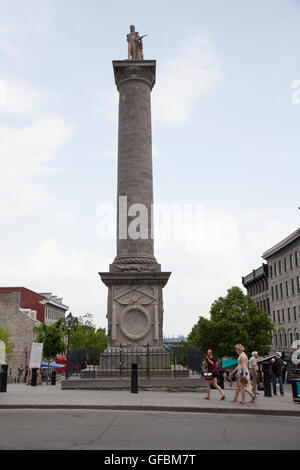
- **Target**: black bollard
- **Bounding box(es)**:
[218,370,224,390]
[262,362,272,397]
[31,368,37,386]
[51,370,56,386]
[131,363,138,394]
[0,364,8,392]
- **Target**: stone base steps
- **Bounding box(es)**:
[61,377,206,392]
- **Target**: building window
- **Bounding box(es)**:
[297,276,300,294]
[280,283,283,299]
[275,285,279,300]
[293,306,297,321]
[290,253,294,269]
[270,265,273,278]
[296,251,299,268]
[284,257,287,272]
[279,260,282,275]
[277,310,280,322]
[290,331,293,345]
[271,287,274,301]
[286,281,289,297]
[288,307,291,321]
[282,309,285,322]
[274,263,277,276]
[291,278,295,296]
[273,311,276,323]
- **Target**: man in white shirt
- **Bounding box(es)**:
[249,351,259,395]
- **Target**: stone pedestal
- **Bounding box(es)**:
[99,272,171,348]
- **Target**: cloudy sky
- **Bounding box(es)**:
[1,0,300,337]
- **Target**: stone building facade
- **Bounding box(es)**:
[0,287,69,382]
[242,227,300,355]
[242,264,270,314]
[0,292,40,382]
[0,287,68,325]
[262,228,300,354]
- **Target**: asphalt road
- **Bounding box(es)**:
[0,409,300,450]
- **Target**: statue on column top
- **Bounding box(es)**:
[127,25,147,60]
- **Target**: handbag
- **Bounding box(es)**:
[240,376,248,385]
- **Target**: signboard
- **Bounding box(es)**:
[29,343,43,369]
[0,340,5,364]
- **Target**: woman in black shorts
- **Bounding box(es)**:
[203,349,225,400]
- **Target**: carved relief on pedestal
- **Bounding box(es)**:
[114,285,156,306]
[111,257,159,273]
[119,304,152,341]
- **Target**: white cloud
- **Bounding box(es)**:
[96,31,223,127]
[152,30,224,124]
[157,210,300,336]
[0,113,74,217]
[0,78,48,115]
[52,212,75,225]
[0,0,52,56]
[96,90,118,122]
[0,239,110,326]
[240,213,299,260]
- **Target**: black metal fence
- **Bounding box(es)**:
[66,345,203,380]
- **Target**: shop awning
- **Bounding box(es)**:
[222,358,238,369]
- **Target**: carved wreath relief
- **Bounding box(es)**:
[113,286,157,341]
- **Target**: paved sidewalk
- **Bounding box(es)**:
[0,383,299,416]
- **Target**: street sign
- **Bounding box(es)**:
[0,341,5,364]
[29,343,43,369]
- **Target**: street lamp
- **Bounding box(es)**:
[24,346,28,366]
[62,312,78,380]
[24,346,28,384]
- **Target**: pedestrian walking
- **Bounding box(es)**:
[229,344,257,404]
[37,368,43,385]
[17,364,24,384]
[271,351,286,396]
[202,349,225,401]
[249,351,259,395]
[25,367,31,385]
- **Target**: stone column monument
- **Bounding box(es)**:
[99,26,171,366]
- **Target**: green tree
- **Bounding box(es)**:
[0,326,15,360]
[35,320,66,380]
[188,286,274,359]
[69,314,107,352]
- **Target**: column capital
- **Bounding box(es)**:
[113,60,156,90]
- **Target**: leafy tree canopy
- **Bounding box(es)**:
[69,313,107,351]
[34,319,66,362]
[0,326,14,360]
[188,286,274,359]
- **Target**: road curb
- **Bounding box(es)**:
[1,404,300,417]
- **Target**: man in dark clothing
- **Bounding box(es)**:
[17,364,24,384]
[271,352,286,396]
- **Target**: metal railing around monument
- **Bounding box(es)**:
[66,344,203,380]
